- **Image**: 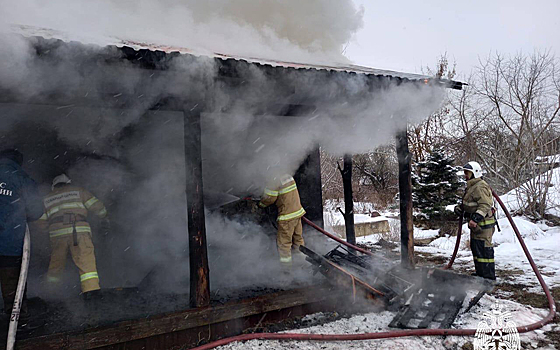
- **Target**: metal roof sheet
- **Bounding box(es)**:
[8,24,462,88]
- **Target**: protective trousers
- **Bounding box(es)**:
[276,218,304,268]
[470,230,495,280]
[47,233,100,293]
[0,256,27,316]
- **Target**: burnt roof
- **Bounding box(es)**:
[11,24,463,90]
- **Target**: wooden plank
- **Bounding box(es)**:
[417,297,444,329]
[184,104,211,308]
[439,292,466,329]
[18,285,336,350]
[396,129,415,268]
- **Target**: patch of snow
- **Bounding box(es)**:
[215,294,554,350]
[492,217,546,245]
[428,235,457,250]
[324,211,389,228]
[356,234,382,245]
[499,167,560,218]
[414,228,439,240]
[445,204,456,212]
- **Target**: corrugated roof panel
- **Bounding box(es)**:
[8,24,462,88]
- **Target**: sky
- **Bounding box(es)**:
[346,0,560,78]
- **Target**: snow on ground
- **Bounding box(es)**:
[215,293,556,350]
[414,227,439,240]
[323,200,390,231]
[500,166,560,217]
[417,216,560,291]
[243,206,560,350]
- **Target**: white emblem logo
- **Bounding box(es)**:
[474,303,520,350]
[0,182,13,197]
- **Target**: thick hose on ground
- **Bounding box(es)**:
[192,199,556,350]
[444,212,464,270]
[6,224,30,350]
[302,217,374,256]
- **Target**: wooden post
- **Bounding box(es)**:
[184,104,210,308]
[339,154,356,245]
[396,129,415,268]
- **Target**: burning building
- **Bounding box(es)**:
[0,21,466,349]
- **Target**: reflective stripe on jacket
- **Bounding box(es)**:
[39,184,107,237]
[463,178,495,227]
[259,175,305,221]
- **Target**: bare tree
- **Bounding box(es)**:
[353,145,399,206]
[320,148,343,201]
[470,51,559,218]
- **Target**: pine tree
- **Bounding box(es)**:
[412,148,464,220]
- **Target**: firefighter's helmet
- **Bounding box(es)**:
[52,174,72,190]
[463,161,483,179]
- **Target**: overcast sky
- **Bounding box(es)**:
[346,0,560,77]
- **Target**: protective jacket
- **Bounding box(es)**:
[39,184,107,238]
[38,184,107,293]
[462,178,496,230]
[259,175,305,221]
[259,175,305,267]
[0,158,43,256]
[462,177,496,280]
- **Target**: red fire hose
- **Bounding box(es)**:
[444,211,464,270]
[302,217,374,256]
[192,192,556,350]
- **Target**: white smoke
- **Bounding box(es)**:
[0,0,447,311]
[0,0,364,64]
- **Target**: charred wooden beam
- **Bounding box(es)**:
[184,103,210,308]
[339,154,355,245]
[17,285,340,350]
[396,129,415,268]
[300,246,385,303]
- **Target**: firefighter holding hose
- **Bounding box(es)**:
[37,174,109,298]
[258,174,306,271]
[454,162,497,280]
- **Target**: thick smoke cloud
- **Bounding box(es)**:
[0,0,444,314]
[0,0,364,64]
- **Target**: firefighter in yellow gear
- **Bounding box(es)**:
[454,162,497,280]
[258,174,306,268]
[37,174,108,294]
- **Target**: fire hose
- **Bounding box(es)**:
[6,224,30,350]
[192,191,556,350]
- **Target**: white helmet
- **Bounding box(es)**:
[52,174,72,190]
[463,161,483,179]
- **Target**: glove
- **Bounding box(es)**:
[453,205,463,216]
[471,213,484,223]
[100,219,111,235]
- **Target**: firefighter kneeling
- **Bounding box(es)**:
[37,174,109,298]
[454,162,497,280]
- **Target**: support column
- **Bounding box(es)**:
[340,154,356,245]
[396,129,415,268]
[184,104,210,308]
[294,147,323,227]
